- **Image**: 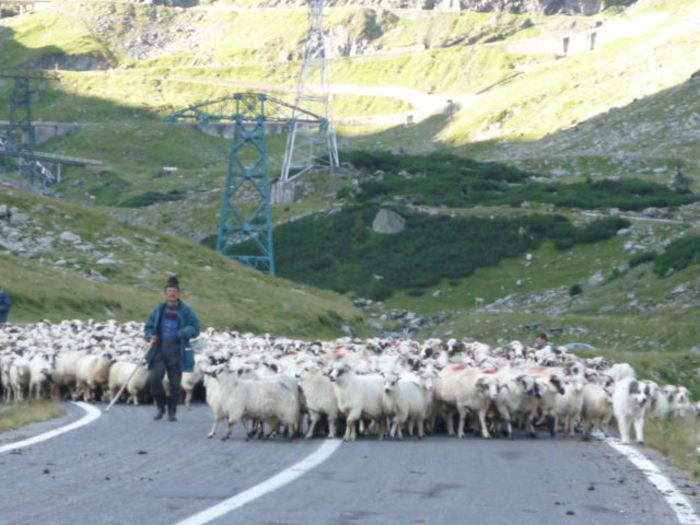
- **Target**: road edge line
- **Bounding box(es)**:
[0,401,101,454]
[177,439,342,525]
[605,438,700,525]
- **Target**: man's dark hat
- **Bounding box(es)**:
[165,275,180,289]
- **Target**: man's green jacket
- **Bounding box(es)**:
[144,300,201,372]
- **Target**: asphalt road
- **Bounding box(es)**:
[0,403,696,525]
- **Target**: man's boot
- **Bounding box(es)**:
[154,406,165,420]
[167,397,177,422]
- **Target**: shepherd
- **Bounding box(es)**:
[0,286,10,325]
[145,275,201,422]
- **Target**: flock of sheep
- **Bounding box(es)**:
[0,319,696,445]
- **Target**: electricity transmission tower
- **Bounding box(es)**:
[168,93,327,275]
[278,0,338,197]
[1,71,58,186]
[2,72,37,182]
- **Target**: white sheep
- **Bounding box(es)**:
[453,369,500,439]
[75,351,113,402]
[651,384,677,418]
[492,369,537,439]
[329,364,386,442]
[580,382,613,438]
[206,369,302,441]
[435,364,473,436]
[298,367,339,439]
[204,371,247,440]
[181,353,210,408]
[243,375,302,439]
[9,357,31,401]
[516,374,566,437]
[1,354,14,402]
[382,372,429,439]
[671,386,693,417]
[29,354,54,399]
[553,376,585,437]
[107,360,149,405]
[52,350,87,400]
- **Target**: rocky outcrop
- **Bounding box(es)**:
[256,0,607,15]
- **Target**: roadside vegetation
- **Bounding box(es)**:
[644,417,700,482]
[0,401,66,434]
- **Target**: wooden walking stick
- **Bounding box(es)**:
[104,340,153,412]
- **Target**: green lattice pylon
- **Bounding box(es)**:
[216,93,275,275]
[3,73,37,182]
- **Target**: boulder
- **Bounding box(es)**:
[372,208,406,234]
[97,256,117,270]
[587,270,604,286]
[59,231,82,244]
[9,212,29,225]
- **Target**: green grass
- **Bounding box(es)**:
[0,8,112,69]
[0,401,67,433]
[440,1,700,150]
[1,0,697,186]
[383,225,699,351]
[0,188,369,338]
[644,416,700,482]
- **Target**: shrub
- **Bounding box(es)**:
[119,190,186,208]
[343,150,699,211]
[335,186,353,199]
[569,284,582,296]
[265,204,633,297]
[605,267,624,284]
[361,280,394,301]
[629,251,658,268]
[653,235,700,277]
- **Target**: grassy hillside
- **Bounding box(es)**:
[0,1,697,360]
[0,185,369,338]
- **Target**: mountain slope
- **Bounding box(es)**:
[0,183,368,338]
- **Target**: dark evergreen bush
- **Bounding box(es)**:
[653,235,700,277]
[629,251,658,268]
[119,190,186,208]
[344,150,698,211]
[263,204,631,299]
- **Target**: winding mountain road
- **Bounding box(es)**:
[0,402,697,525]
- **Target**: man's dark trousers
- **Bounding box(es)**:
[149,348,182,417]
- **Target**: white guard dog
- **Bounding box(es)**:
[612,377,650,444]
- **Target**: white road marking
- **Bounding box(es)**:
[606,438,700,525]
[0,402,101,454]
[177,439,343,525]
